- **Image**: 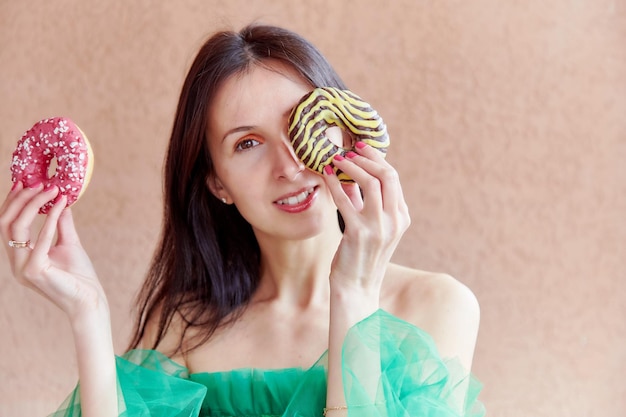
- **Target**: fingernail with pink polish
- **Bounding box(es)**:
[346,151,358,159]
[323,165,335,175]
[333,154,345,162]
[355,141,367,150]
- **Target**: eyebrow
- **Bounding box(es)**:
[220,108,295,142]
[222,126,256,143]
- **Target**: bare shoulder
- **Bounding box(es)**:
[381,263,480,323]
[381,263,480,370]
[135,304,190,367]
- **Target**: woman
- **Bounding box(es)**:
[1,24,483,416]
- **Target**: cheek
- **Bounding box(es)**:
[217,166,262,201]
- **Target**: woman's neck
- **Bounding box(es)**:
[252,227,342,308]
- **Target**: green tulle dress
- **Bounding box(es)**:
[50,310,485,417]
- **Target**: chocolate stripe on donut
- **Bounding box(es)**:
[288,87,389,182]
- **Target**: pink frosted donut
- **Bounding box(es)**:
[10,117,94,214]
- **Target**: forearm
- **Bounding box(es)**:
[70,305,118,417]
[326,284,380,413]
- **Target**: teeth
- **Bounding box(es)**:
[277,187,314,205]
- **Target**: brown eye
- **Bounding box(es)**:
[235,138,260,151]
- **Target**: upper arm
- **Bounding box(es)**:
[391,270,481,372]
[422,274,480,371]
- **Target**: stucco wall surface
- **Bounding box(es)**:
[1,1,624,416]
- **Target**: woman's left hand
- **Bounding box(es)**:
[323,141,411,296]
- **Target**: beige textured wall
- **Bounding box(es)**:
[1,1,624,415]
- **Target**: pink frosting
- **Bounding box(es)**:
[11,117,90,214]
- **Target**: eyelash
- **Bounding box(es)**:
[235,137,261,152]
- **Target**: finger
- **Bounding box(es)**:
[354,142,411,227]
[1,183,43,267]
[56,207,80,246]
[30,195,67,264]
[354,141,390,164]
[323,165,358,218]
[0,182,42,238]
[340,182,364,212]
[18,195,67,305]
[0,181,23,262]
[10,186,60,269]
[0,181,24,214]
[347,145,403,211]
[332,154,384,212]
[9,185,59,240]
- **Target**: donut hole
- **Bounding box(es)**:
[326,126,354,150]
[47,157,59,179]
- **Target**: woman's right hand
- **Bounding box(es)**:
[0,181,108,323]
[3,182,119,416]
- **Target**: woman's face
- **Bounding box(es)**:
[206,61,339,241]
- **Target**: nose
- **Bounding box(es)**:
[272,138,305,181]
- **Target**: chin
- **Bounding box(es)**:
[282,222,327,241]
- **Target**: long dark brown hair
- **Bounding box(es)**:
[128,23,346,355]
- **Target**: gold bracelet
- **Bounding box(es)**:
[323,406,348,416]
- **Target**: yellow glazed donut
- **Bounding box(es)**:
[288,87,389,182]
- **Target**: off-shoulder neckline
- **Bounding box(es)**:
[189,358,324,378]
[128,309,433,378]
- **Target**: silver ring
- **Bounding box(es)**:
[8,240,31,249]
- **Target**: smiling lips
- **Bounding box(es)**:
[276,187,315,206]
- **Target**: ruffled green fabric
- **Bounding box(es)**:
[49,310,484,417]
[341,310,484,417]
[50,350,207,417]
